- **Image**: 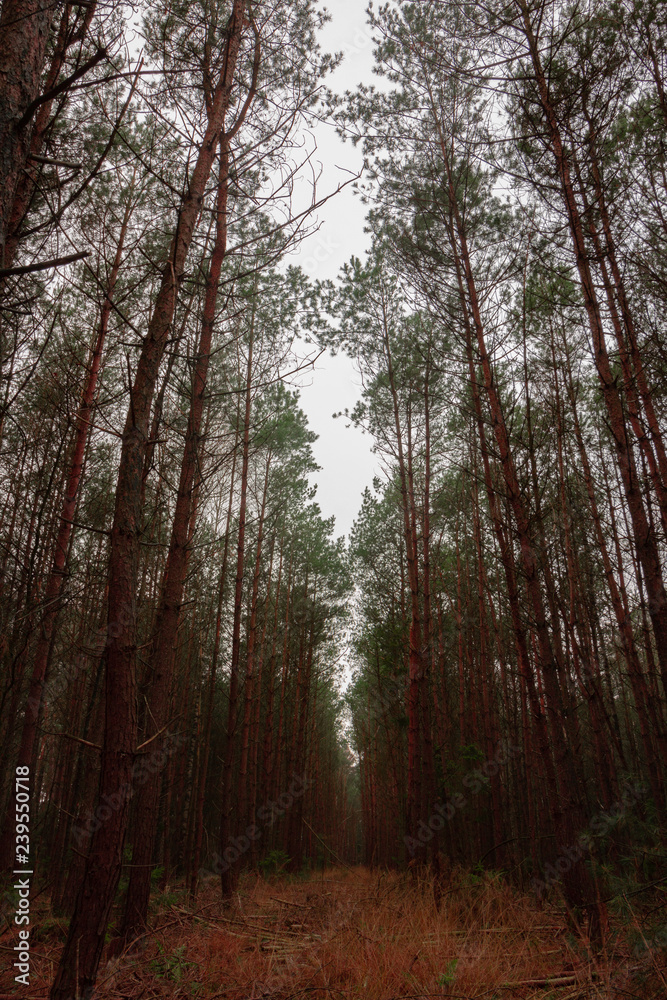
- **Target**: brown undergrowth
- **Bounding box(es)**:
[1,866,665,999]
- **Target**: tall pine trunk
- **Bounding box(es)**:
[50,10,248,996]
[119,142,231,946]
[0,190,132,872]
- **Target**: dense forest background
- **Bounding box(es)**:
[1,1,667,997]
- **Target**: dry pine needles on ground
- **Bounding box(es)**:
[1,866,665,999]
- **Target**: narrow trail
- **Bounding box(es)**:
[4,866,660,999]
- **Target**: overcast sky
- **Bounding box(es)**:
[127,4,377,539]
[288,2,382,541]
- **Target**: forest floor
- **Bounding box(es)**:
[1,866,666,999]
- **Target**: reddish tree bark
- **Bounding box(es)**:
[584,123,667,507]
[188,421,240,900]
[287,615,313,871]
[380,305,424,855]
[119,141,232,945]
[269,546,294,829]
[515,0,667,699]
[0,190,132,873]
[0,0,58,264]
[238,449,272,830]
[3,3,98,269]
[247,533,276,863]
[429,97,605,934]
[220,320,254,898]
[260,539,285,812]
[49,7,250,996]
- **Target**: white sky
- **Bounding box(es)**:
[288,1,382,541]
[130,1,381,541]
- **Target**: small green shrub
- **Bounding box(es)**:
[150,942,198,985]
[259,848,290,878]
[150,865,164,885]
[437,958,458,987]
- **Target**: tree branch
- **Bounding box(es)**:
[18,47,108,130]
[0,250,89,278]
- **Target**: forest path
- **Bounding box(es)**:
[4,866,659,998]
[101,867,637,998]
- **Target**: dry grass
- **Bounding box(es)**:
[1,866,665,999]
